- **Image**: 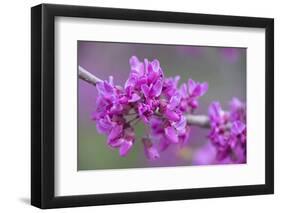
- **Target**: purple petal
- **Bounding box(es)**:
[110,103,123,113]
[179,83,188,97]
[230,97,243,110]
[129,56,140,68]
[164,109,180,122]
[138,103,152,123]
[188,79,196,95]
[151,79,163,97]
[147,69,158,84]
[108,138,124,148]
[179,128,191,147]
[96,117,113,134]
[188,99,199,109]
[96,81,104,93]
[168,93,181,110]
[165,126,178,143]
[119,140,133,156]
[200,82,208,96]
[103,81,114,94]
[232,121,246,135]
[125,76,137,88]
[151,59,160,72]
[173,115,187,133]
[108,76,114,85]
[109,125,123,141]
[96,80,117,100]
[216,147,231,161]
[141,84,150,99]
[149,116,163,135]
[188,79,208,97]
[208,102,223,122]
[119,96,128,104]
[128,93,141,102]
[129,56,144,76]
[162,76,180,97]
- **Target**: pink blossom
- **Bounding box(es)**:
[92,56,208,159]
[208,98,246,163]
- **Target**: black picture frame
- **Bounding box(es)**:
[31,3,274,209]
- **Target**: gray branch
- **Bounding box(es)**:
[78,65,210,128]
[186,114,210,128]
[78,66,102,86]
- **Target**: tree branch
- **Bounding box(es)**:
[78,65,210,128]
[186,114,210,128]
[78,66,102,86]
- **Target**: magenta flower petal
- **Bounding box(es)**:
[108,138,124,148]
[188,79,208,97]
[208,101,223,123]
[179,126,191,147]
[162,76,180,98]
[208,98,246,164]
[200,82,208,96]
[129,56,144,75]
[188,99,199,109]
[141,84,150,99]
[151,59,160,72]
[232,121,246,135]
[151,79,163,97]
[119,140,133,156]
[167,93,181,110]
[179,83,187,97]
[103,81,114,93]
[110,103,123,113]
[129,93,141,102]
[230,97,244,110]
[124,76,137,88]
[96,116,113,134]
[164,109,180,122]
[129,56,140,68]
[147,68,158,84]
[165,126,178,143]
[187,79,196,95]
[173,115,187,133]
[108,125,123,141]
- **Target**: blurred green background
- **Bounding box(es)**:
[78,41,246,170]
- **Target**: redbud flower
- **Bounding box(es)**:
[208,98,246,163]
[92,56,208,159]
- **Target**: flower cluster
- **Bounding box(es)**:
[92,56,208,159]
[208,98,246,163]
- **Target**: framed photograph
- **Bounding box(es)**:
[31,3,274,209]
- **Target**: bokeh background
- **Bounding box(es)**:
[78,41,246,170]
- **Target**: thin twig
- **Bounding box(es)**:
[186,114,210,128]
[78,66,102,86]
[78,65,211,128]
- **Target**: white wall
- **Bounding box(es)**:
[0,0,279,212]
